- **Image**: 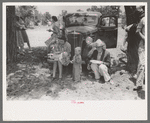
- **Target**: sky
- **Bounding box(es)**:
[37,6,124,16]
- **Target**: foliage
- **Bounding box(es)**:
[16,6,36,19]
[16,6,52,26]
[87,6,121,17]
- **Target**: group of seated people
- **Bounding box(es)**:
[47,34,113,85]
[45,16,113,85]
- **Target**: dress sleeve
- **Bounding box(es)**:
[53,24,60,36]
[87,47,96,58]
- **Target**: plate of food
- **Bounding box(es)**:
[90,60,103,64]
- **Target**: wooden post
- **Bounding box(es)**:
[124,6,139,74]
[6,6,17,63]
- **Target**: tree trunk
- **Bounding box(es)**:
[6,6,17,63]
[124,6,139,74]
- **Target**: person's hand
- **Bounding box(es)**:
[70,60,73,64]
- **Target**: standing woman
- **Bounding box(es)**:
[45,16,60,53]
[15,15,25,55]
[133,6,145,91]
[19,17,32,52]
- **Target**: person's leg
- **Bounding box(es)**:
[98,64,111,82]
[91,63,100,80]
[134,49,145,90]
[52,61,57,78]
[19,45,25,54]
[136,65,145,87]
[26,40,31,50]
[58,60,63,79]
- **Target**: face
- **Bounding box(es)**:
[58,39,65,45]
[75,49,81,55]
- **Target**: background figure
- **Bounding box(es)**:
[71,47,82,82]
[15,15,25,55]
[133,6,145,91]
[45,16,60,54]
[19,17,32,52]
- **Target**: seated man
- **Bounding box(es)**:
[86,39,113,84]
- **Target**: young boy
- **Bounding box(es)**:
[71,47,82,82]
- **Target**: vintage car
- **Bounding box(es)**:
[64,12,118,61]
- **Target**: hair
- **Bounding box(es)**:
[58,35,66,42]
[142,6,145,11]
[52,16,58,22]
[134,7,145,23]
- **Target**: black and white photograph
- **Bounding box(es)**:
[3,2,147,120]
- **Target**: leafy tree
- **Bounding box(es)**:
[16,6,36,19]
[45,12,51,21]
[7,6,17,63]
[124,6,139,74]
[42,12,51,25]
[87,6,121,17]
[16,6,36,26]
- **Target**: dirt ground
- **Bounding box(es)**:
[6,25,145,100]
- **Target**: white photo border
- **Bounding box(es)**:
[3,2,148,121]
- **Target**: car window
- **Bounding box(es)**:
[65,13,98,27]
[101,17,116,27]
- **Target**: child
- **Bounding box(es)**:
[71,47,82,82]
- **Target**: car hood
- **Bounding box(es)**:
[66,26,97,34]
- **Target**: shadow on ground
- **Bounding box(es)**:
[6,47,145,100]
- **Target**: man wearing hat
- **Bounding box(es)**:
[87,39,113,84]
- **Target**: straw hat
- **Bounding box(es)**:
[95,39,105,48]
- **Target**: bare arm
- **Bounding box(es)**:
[136,17,145,41]
[137,31,145,41]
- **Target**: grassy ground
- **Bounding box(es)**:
[6,26,145,100]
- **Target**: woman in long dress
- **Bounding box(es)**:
[15,15,25,55]
[19,17,32,52]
